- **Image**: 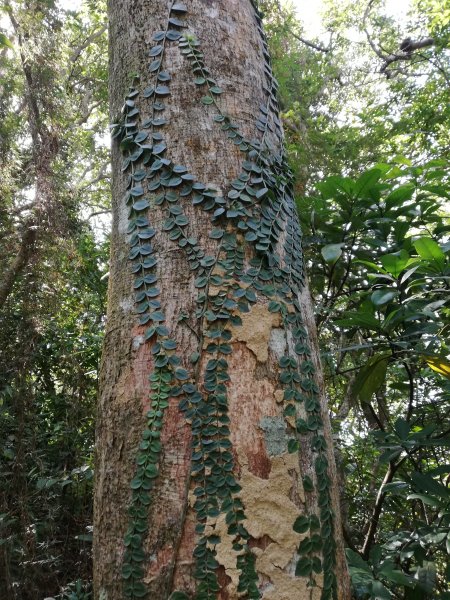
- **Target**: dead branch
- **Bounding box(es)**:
[289,30,330,53]
[69,23,107,64]
[363,0,435,77]
[77,161,110,190]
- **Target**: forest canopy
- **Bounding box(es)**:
[0,0,448,598]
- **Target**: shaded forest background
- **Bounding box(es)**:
[0,0,448,598]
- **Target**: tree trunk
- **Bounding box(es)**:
[94,1,351,599]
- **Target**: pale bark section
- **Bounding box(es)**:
[95,1,351,599]
[0,225,36,310]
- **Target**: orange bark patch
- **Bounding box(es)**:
[249,534,275,552]
[217,566,232,600]
[130,323,153,413]
[146,544,173,580]
[171,507,197,595]
[226,343,279,477]
[247,448,272,479]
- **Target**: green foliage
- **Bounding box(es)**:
[0,0,108,597]
[297,159,449,596]
[56,580,93,600]
[0,232,107,598]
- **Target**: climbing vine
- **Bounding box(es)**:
[110,1,337,598]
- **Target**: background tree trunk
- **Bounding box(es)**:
[94,1,351,599]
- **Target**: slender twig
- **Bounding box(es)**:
[289,30,330,53]
[362,459,399,559]
[69,23,107,64]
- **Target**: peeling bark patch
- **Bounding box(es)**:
[259,416,287,456]
[274,390,284,404]
[205,513,242,595]
[209,450,313,599]
[230,304,281,362]
[239,451,305,547]
[237,453,319,599]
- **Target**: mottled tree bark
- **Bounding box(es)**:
[94,1,351,599]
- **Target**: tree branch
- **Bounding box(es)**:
[273,0,331,53]
[77,161,110,190]
[87,209,112,219]
[289,30,330,53]
[362,459,399,559]
[69,23,107,64]
[363,0,435,76]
